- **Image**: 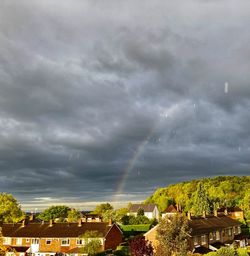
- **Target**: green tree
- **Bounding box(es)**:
[81,231,102,256]
[37,205,70,221]
[0,193,24,223]
[67,208,81,222]
[192,182,210,216]
[92,203,113,214]
[237,248,249,256]
[156,213,190,256]
[215,247,235,256]
[137,208,144,216]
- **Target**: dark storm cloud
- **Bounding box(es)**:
[0,0,250,209]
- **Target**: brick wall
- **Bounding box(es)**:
[104,225,123,250]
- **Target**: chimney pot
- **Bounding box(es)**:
[78,219,82,227]
[49,219,53,227]
[214,209,218,217]
[21,220,26,227]
[202,211,206,218]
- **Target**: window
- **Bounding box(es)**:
[238,226,241,234]
[76,239,84,245]
[193,236,199,246]
[228,228,232,236]
[61,238,70,246]
[16,238,22,245]
[216,231,220,240]
[3,237,11,245]
[32,238,40,244]
[26,238,30,243]
[46,239,52,245]
[209,233,213,241]
[201,235,206,245]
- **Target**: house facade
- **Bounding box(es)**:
[128,204,159,220]
[144,213,243,254]
[0,220,123,256]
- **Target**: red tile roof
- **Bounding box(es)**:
[163,205,177,213]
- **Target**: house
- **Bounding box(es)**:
[0,219,123,256]
[80,212,103,223]
[144,212,243,254]
[161,204,178,219]
[128,204,159,220]
[217,207,244,221]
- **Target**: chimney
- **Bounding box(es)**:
[21,219,26,227]
[78,219,82,227]
[108,219,112,226]
[214,209,218,217]
[29,214,34,221]
[202,211,206,218]
[176,204,179,212]
[187,212,192,220]
[49,219,53,227]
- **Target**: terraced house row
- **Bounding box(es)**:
[0,219,123,256]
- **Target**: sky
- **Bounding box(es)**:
[0,0,250,211]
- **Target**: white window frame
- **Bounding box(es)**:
[26,238,30,243]
[3,237,12,245]
[201,235,206,245]
[61,238,70,246]
[32,238,40,244]
[16,238,22,245]
[76,238,84,245]
[216,231,220,240]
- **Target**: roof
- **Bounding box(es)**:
[217,207,243,212]
[130,204,156,212]
[189,215,241,236]
[1,222,113,238]
[163,205,177,213]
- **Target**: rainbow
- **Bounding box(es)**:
[113,126,156,202]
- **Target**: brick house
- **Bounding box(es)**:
[144,212,242,254]
[0,219,123,256]
[217,207,244,221]
[128,204,159,220]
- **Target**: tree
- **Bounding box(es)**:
[192,182,210,216]
[137,208,144,216]
[37,205,70,221]
[0,193,24,223]
[92,203,113,214]
[67,208,81,222]
[129,236,153,256]
[80,231,102,256]
[156,213,191,256]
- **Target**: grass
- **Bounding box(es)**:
[120,224,151,232]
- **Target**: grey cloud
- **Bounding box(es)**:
[0,0,250,210]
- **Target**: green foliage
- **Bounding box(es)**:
[156,213,191,256]
[237,248,249,256]
[92,203,113,214]
[67,208,81,222]
[192,182,210,215]
[145,176,250,220]
[0,193,24,223]
[81,231,102,256]
[137,208,144,216]
[121,215,151,225]
[37,205,71,221]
